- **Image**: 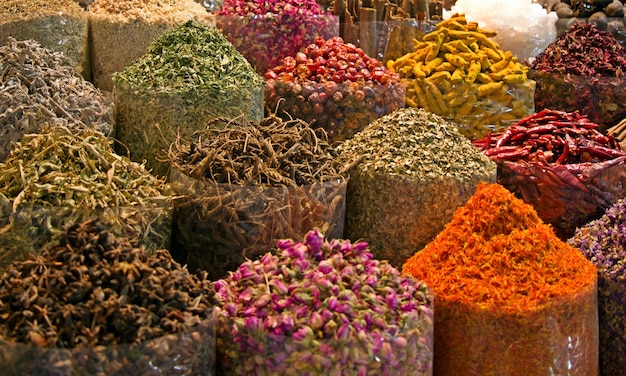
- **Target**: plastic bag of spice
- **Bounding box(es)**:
[0,219,217,375]
[473,108,626,239]
[113,21,265,178]
[529,22,626,132]
[88,0,214,92]
[214,0,339,75]
[569,199,626,376]
[170,168,347,280]
[0,0,90,80]
[214,230,434,375]
[335,107,497,268]
[265,36,405,144]
[403,182,599,376]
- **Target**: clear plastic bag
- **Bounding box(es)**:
[170,168,347,279]
[0,312,215,376]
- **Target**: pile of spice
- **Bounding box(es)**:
[402,182,599,376]
[0,126,172,272]
[529,21,626,131]
[214,230,434,375]
[334,107,496,267]
[265,36,405,143]
[387,14,536,139]
[89,0,214,91]
[0,38,114,162]
[569,200,626,376]
[0,219,216,375]
[168,114,346,280]
[113,20,264,177]
[0,0,90,80]
[473,108,626,239]
[215,0,338,75]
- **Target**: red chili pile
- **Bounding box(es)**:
[473,109,626,239]
[265,36,405,142]
[473,109,624,165]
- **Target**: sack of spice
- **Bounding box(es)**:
[215,0,338,75]
[168,115,347,280]
[529,21,626,132]
[0,37,114,162]
[335,107,496,268]
[113,21,265,178]
[0,126,173,272]
[0,0,90,80]
[569,200,626,376]
[473,108,626,239]
[88,0,214,92]
[387,14,536,140]
[265,36,405,144]
[214,230,434,375]
[403,182,599,376]
[0,219,217,375]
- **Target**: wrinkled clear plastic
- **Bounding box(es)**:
[170,168,347,280]
[215,14,339,75]
[265,79,405,143]
[433,278,598,375]
[406,79,536,140]
[0,312,215,376]
[0,200,172,272]
[529,69,626,133]
[497,156,626,239]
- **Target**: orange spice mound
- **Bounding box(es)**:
[402,182,597,313]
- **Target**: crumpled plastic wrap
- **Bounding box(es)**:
[409,79,536,140]
[529,69,626,133]
[497,156,626,239]
[170,168,347,280]
[0,313,215,376]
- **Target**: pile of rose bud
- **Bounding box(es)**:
[214,230,434,375]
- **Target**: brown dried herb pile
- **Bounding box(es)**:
[169,115,347,279]
[335,107,496,267]
[0,126,172,271]
[0,38,113,162]
[0,219,217,375]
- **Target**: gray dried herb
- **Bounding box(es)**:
[0,38,114,162]
[335,107,497,267]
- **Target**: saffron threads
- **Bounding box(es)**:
[403,182,598,375]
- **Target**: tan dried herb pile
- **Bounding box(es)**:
[0,219,216,375]
[168,115,347,279]
[0,0,90,79]
[0,38,113,162]
[0,126,172,271]
[89,0,212,24]
[335,107,497,267]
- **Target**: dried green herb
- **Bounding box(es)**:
[0,219,216,375]
[0,38,114,162]
[335,107,496,267]
[168,115,346,279]
[0,126,172,272]
[113,20,264,177]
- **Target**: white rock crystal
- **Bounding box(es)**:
[444,0,558,62]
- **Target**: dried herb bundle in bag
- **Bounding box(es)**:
[0,0,90,80]
[169,115,346,280]
[113,20,264,177]
[0,38,114,162]
[403,182,599,376]
[0,126,172,272]
[0,219,216,375]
